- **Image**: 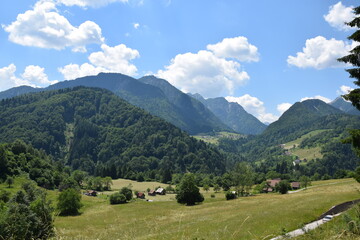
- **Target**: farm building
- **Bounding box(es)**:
[84,190,97,197]
[291,182,301,190]
[155,188,166,195]
[148,190,156,196]
[136,192,145,199]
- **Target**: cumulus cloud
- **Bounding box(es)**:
[300,95,332,103]
[324,2,355,31]
[207,36,259,62]
[277,103,292,115]
[3,0,104,52]
[225,95,279,123]
[21,65,58,86]
[157,50,249,98]
[337,85,354,95]
[287,36,356,69]
[0,64,55,91]
[57,0,128,8]
[59,43,140,79]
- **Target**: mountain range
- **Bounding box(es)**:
[0,87,225,180]
[0,72,359,137]
[0,73,231,135]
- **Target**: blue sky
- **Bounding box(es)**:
[0,0,358,123]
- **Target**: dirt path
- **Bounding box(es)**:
[270,198,360,239]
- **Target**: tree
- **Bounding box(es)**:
[276,180,290,194]
[5,176,14,188]
[57,188,82,216]
[71,170,88,187]
[213,184,221,193]
[0,186,54,240]
[338,5,360,157]
[231,162,254,196]
[109,192,127,204]
[102,176,113,191]
[300,176,311,189]
[203,184,210,192]
[119,187,133,202]
[176,174,204,206]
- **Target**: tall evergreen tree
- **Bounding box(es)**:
[338,6,360,157]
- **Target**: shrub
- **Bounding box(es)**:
[110,193,127,204]
[210,194,215,198]
[120,187,133,201]
[225,191,237,200]
[176,174,204,205]
[57,188,82,216]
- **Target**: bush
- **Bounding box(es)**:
[225,191,237,200]
[109,193,127,204]
[276,180,290,194]
[120,187,133,201]
[176,174,204,206]
[210,194,215,198]
[57,188,82,216]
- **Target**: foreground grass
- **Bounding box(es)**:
[54,178,360,240]
[294,206,360,240]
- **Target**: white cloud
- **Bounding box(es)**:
[324,2,355,31]
[0,64,55,91]
[133,23,140,29]
[226,94,279,123]
[21,65,58,86]
[277,103,292,115]
[3,0,104,52]
[56,0,128,8]
[287,36,356,69]
[337,85,354,95]
[59,43,140,79]
[300,95,332,103]
[207,36,259,62]
[157,50,249,98]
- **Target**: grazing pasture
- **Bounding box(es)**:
[53,178,360,240]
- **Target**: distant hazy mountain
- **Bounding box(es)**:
[189,93,266,135]
[330,96,360,116]
[0,73,230,135]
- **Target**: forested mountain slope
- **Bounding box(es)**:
[0,87,225,181]
[0,73,230,135]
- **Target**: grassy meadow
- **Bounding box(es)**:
[1,177,359,239]
[50,178,360,240]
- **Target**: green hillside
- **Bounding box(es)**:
[0,73,231,135]
[0,87,226,181]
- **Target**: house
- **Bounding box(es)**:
[136,192,145,199]
[267,178,281,188]
[155,188,166,195]
[148,190,156,196]
[263,178,281,193]
[85,190,97,197]
[291,182,301,190]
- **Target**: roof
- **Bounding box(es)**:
[291,182,300,188]
[267,179,281,188]
[155,188,165,193]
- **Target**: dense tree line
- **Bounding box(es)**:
[0,87,226,182]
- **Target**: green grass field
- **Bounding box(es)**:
[283,130,330,161]
[193,131,243,145]
[51,178,360,240]
[1,177,358,239]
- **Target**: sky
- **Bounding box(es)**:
[0,0,359,123]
